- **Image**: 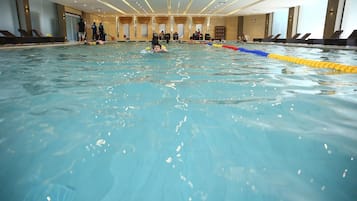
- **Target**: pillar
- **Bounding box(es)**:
[324,0,345,38]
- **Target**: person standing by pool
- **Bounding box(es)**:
[77,18,86,41]
[91,22,97,40]
[99,22,105,41]
[159,30,165,40]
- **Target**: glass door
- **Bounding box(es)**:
[65,13,80,41]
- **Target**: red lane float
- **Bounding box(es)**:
[222,44,239,51]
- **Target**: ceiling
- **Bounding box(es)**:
[50,0,306,16]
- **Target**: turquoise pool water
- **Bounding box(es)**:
[0,42,356,201]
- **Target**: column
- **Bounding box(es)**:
[323,0,344,38]
[287,7,299,38]
[238,16,244,39]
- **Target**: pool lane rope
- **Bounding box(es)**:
[208,43,357,73]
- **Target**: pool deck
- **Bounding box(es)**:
[0,41,80,50]
[247,41,357,51]
[1,40,357,51]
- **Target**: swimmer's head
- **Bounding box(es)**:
[153,44,161,52]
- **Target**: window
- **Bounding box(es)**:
[297,0,328,39]
[272,8,288,38]
[177,24,184,38]
[123,24,130,38]
[65,13,80,41]
[159,24,166,33]
[341,0,357,38]
[195,24,202,32]
[141,24,148,37]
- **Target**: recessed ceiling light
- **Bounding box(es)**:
[227,0,264,15]
[97,0,126,14]
[200,0,216,13]
[122,0,140,13]
[144,0,154,13]
[184,0,193,14]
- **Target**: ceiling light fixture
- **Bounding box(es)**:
[227,0,265,15]
[144,0,154,13]
[183,0,193,15]
[200,0,216,14]
[97,0,126,15]
[122,0,140,14]
[212,0,239,14]
[167,0,172,14]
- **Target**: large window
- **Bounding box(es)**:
[177,24,184,38]
[123,24,130,39]
[272,8,288,38]
[341,0,357,38]
[159,24,166,33]
[297,0,328,39]
[30,0,58,36]
[65,13,80,41]
[141,24,148,37]
[195,24,202,32]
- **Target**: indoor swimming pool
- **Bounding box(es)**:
[0,42,356,201]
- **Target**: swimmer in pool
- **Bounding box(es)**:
[151,33,167,53]
[152,44,167,53]
[83,39,104,45]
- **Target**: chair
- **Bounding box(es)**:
[164,33,170,41]
[205,33,211,40]
[346,30,357,46]
[253,34,273,42]
[173,33,179,40]
[285,33,311,43]
[1,29,36,44]
[0,30,17,37]
[199,33,203,40]
[307,30,343,45]
[321,30,357,46]
[18,28,32,37]
[262,33,281,42]
[1,29,65,44]
[32,29,44,37]
[1,30,22,44]
[274,33,301,43]
[192,33,199,40]
[330,30,344,39]
[32,29,65,42]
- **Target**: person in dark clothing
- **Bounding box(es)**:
[151,33,159,48]
[78,18,86,41]
[150,33,167,52]
[91,22,97,40]
[99,22,105,41]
